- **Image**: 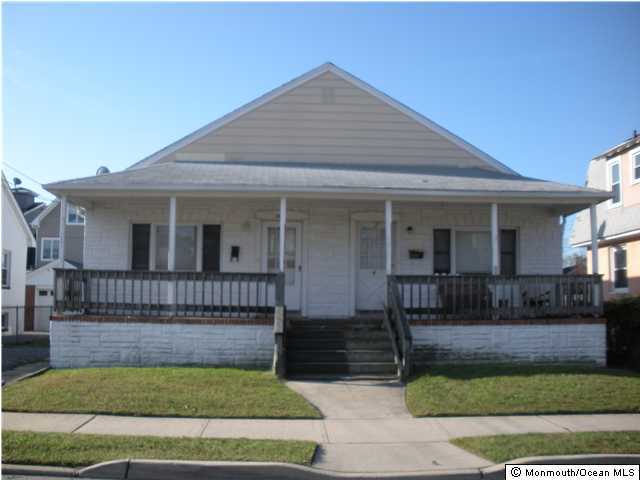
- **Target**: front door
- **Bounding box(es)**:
[264,224,302,311]
[356,222,387,311]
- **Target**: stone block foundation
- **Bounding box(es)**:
[411,318,606,365]
[50,315,274,368]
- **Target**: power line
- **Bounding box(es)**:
[2,163,56,200]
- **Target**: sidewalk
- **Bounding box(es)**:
[5,411,640,473]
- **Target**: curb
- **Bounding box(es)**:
[4,455,640,480]
[2,364,50,387]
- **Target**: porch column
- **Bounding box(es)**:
[385,200,393,275]
[279,197,287,272]
[168,196,177,307]
[589,203,599,275]
[58,196,67,263]
[491,203,500,275]
[590,203,601,307]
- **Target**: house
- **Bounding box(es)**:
[44,63,610,375]
[11,184,45,269]
[571,133,640,300]
[20,199,85,332]
[2,174,36,334]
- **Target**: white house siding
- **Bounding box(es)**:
[83,198,562,317]
[411,323,606,365]
[166,72,494,171]
[50,321,273,368]
[2,182,33,334]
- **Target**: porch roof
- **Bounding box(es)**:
[45,161,610,210]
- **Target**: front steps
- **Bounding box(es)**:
[286,318,398,379]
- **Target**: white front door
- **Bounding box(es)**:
[356,222,387,311]
[264,223,302,311]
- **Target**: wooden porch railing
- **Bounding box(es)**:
[389,274,604,321]
[384,276,413,380]
[54,269,285,318]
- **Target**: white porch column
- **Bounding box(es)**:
[279,197,287,272]
[491,203,500,275]
[58,196,67,263]
[589,203,599,275]
[590,203,601,307]
[385,200,393,275]
[168,196,177,307]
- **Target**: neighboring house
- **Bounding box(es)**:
[571,133,640,300]
[20,199,85,332]
[2,174,36,334]
[11,185,45,269]
[44,63,610,374]
[31,199,85,270]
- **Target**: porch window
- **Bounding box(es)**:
[155,225,197,271]
[612,245,628,290]
[500,229,517,275]
[609,160,622,207]
[2,250,10,289]
[456,231,491,274]
[433,229,451,274]
[131,224,151,270]
[41,238,60,261]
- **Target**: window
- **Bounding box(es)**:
[612,246,628,290]
[38,289,50,297]
[456,231,492,274]
[359,225,385,270]
[609,160,622,207]
[2,312,8,331]
[67,204,86,225]
[155,225,197,271]
[41,238,60,261]
[500,229,517,275]
[433,229,451,274]
[2,250,11,288]
[202,225,221,272]
[131,224,151,270]
[632,149,640,184]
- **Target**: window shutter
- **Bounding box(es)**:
[500,229,517,275]
[433,229,451,274]
[131,224,150,270]
[202,225,221,272]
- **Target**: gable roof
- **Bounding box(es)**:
[31,199,59,228]
[2,174,36,246]
[23,203,47,224]
[128,63,517,175]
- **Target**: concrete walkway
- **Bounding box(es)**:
[4,379,640,474]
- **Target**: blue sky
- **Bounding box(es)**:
[3,2,639,253]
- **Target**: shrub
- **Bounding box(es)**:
[605,296,640,371]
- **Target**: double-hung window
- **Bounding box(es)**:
[612,246,628,290]
[2,250,11,288]
[632,148,640,185]
[67,205,86,225]
[608,159,622,207]
[41,238,60,261]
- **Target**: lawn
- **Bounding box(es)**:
[2,431,316,467]
[2,367,320,419]
[452,431,640,463]
[406,364,640,416]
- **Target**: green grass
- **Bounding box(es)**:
[2,367,320,419]
[452,431,640,463]
[406,364,640,416]
[2,431,316,467]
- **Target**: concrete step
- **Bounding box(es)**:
[286,339,393,350]
[287,349,395,363]
[287,330,389,340]
[287,361,398,376]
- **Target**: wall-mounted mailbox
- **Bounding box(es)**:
[230,246,240,262]
[409,249,424,259]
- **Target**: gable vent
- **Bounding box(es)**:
[322,87,335,104]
